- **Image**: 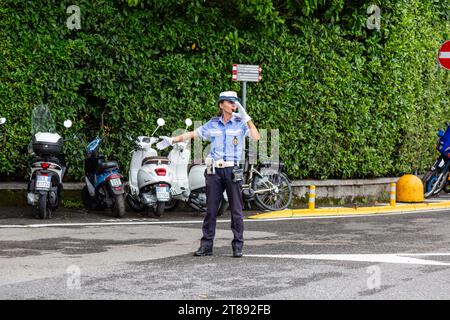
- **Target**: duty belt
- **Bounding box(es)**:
[214,160,236,168]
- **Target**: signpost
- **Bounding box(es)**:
[438,41,450,71]
[232,64,262,108]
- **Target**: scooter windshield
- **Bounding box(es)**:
[31,104,56,134]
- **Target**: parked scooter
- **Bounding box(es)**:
[81,135,126,217]
[126,118,172,217]
[0,117,6,146]
[27,105,72,219]
[423,122,450,197]
[0,117,5,132]
[162,119,229,215]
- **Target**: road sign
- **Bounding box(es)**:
[232,64,262,82]
[232,64,261,108]
[438,41,450,70]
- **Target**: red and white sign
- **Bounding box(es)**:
[438,41,450,70]
[232,64,262,82]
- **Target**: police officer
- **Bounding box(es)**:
[157,91,260,258]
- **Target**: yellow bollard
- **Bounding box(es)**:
[309,185,316,210]
[396,174,424,203]
[390,183,396,207]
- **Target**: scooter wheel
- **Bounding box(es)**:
[38,192,51,219]
[153,201,165,217]
[112,194,126,218]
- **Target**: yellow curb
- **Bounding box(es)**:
[247,209,293,219]
[424,201,450,208]
[248,201,450,220]
[293,208,336,214]
[412,203,428,209]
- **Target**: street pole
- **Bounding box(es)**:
[242,81,247,108]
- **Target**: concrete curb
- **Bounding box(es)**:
[0,182,85,190]
[291,177,399,187]
[291,177,402,201]
[248,201,450,219]
[0,178,400,191]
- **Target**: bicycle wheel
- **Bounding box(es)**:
[253,172,292,211]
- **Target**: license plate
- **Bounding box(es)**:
[156,186,170,201]
[110,178,122,187]
[36,175,51,190]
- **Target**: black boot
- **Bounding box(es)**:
[194,247,213,256]
[232,249,243,258]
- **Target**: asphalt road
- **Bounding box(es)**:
[1,205,450,300]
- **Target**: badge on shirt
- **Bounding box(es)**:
[233,136,238,145]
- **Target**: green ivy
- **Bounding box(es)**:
[0,0,449,181]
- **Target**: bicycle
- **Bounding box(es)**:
[241,156,293,211]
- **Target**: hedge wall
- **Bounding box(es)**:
[0,0,449,180]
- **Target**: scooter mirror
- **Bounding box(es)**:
[0,117,6,125]
[185,118,193,127]
[157,118,165,127]
[63,120,73,128]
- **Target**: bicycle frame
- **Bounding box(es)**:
[242,163,278,194]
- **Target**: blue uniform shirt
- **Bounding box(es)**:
[196,114,250,163]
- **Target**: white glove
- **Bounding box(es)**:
[156,136,173,150]
[234,101,251,123]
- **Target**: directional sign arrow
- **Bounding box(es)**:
[233,64,261,82]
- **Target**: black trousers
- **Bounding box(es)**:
[201,167,244,251]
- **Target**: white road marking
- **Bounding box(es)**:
[245,253,450,266]
[0,220,208,228]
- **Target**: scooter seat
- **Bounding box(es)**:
[99,160,119,172]
[142,156,170,166]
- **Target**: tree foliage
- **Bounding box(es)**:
[0,0,449,180]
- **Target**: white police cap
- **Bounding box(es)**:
[217,91,241,103]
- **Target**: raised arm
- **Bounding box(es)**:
[156,130,200,150]
[246,120,260,141]
[172,131,198,143]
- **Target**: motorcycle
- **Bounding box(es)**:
[126,118,172,217]
[81,135,126,217]
[163,118,229,215]
[423,122,450,198]
[26,104,72,219]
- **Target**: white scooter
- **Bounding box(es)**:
[163,119,229,215]
[0,117,6,144]
[126,118,172,217]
